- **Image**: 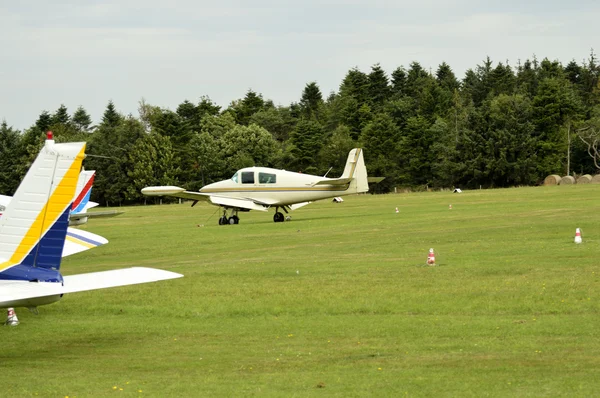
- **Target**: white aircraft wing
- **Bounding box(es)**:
[0,267,183,308]
[141,186,212,202]
[289,202,312,210]
[208,196,269,211]
[142,186,270,212]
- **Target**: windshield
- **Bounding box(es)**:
[231,172,239,183]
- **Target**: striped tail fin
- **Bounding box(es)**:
[72,170,96,214]
[0,138,86,281]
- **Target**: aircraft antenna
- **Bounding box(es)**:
[323,167,333,177]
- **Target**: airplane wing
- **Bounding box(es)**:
[141,186,212,202]
[289,202,312,210]
[208,196,269,211]
[0,267,183,308]
[142,186,270,212]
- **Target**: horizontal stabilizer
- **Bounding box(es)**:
[63,228,109,257]
[312,177,353,186]
[367,177,385,183]
[0,267,183,308]
[69,210,123,221]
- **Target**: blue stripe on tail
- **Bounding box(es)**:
[20,206,71,271]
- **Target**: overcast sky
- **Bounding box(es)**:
[1,0,598,130]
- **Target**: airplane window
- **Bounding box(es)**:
[259,172,276,184]
[241,172,254,184]
[231,172,238,183]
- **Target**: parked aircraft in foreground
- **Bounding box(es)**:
[142,148,382,225]
[0,135,182,319]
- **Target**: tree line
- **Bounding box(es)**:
[1,53,599,205]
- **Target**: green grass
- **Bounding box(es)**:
[2,185,600,397]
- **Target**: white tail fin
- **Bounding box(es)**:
[72,170,96,214]
[341,148,369,193]
[0,138,86,274]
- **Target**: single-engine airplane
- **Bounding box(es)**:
[142,148,383,225]
[0,134,182,320]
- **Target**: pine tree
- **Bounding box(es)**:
[72,106,93,132]
[0,121,22,195]
[367,63,391,110]
[52,104,70,125]
[299,82,323,120]
[35,111,52,133]
[102,100,122,127]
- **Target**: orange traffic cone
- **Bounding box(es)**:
[427,248,436,266]
[574,228,582,244]
[5,308,19,326]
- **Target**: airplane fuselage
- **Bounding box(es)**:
[199,167,351,206]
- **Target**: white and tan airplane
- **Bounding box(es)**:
[142,148,382,225]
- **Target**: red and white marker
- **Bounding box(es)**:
[395,207,399,213]
[427,248,436,265]
[5,308,19,326]
[574,228,582,244]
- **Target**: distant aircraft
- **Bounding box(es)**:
[0,169,122,226]
[0,134,182,320]
[142,148,383,225]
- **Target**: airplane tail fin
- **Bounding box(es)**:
[341,148,369,193]
[0,137,86,279]
[72,170,96,214]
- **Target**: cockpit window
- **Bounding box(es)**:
[259,172,276,184]
[231,172,238,183]
[241,171,254,184]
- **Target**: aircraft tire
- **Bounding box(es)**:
[229,216,239,225]
[273,212,284,223]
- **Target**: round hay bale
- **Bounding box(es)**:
[592,174,600,184]
[560,176,576,185]
[577,174,593,184]
[544,174,561,185]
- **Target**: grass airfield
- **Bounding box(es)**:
[2,185,600,397]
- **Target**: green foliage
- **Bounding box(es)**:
[101,100,122,127]
[6,52,600,201]
[0,121,22,195]
[250,106,296,142]
[299,82,324,121]
[288,120,325,172]
[127,133,180,201]
[72,106,93,133]
[229,90,266,125]
[35,110,52,133]
[220,123,281,175]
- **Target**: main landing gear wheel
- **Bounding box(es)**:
[228,216,239,225]
[218,215,228,225]
[273,212,285,223]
